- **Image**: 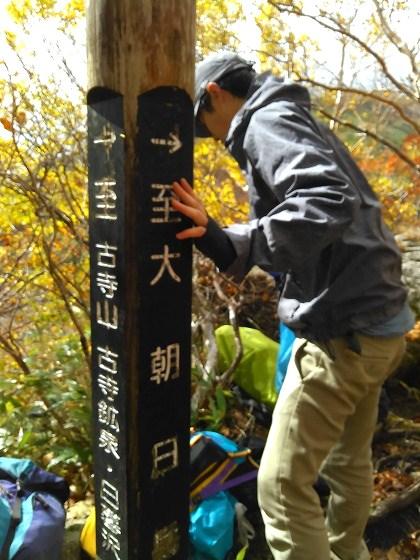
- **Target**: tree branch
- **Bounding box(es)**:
[267,0,418,101]
[316,107,420,173]
[296,76,420,135]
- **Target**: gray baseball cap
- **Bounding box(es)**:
[194,51,255,137]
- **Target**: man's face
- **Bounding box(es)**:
[197,82,244,142]
[198,107,231,142]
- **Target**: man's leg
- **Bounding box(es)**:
[257,335,405,560]
[322,335,406,560]
[322,388,380,560]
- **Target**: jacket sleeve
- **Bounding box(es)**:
[194,217,237,271]
[221,103,361,281]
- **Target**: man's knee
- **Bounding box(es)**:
[257,462,312,513]
[257,461,292,514]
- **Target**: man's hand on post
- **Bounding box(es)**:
[172,178,209,240]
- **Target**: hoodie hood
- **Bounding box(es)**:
[225,73,311,161]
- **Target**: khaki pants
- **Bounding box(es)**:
[257,334,406,560]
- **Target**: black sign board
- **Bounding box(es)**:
[87,86,193,559]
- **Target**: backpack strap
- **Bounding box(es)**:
[192,457,259,503]
[0,493,22,560]
[199,467,258,500]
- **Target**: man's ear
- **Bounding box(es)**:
[206,81,223,98]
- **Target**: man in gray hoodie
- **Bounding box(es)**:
[171,51,414,560]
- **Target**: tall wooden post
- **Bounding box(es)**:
[86,2,195,558]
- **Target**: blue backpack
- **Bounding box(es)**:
[0,458,69,560]
[189,432,259,560]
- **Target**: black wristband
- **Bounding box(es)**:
[195,217,237,271]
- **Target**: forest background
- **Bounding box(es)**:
[0,1,419,558]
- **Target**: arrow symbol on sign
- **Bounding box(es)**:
[151,132,182,154]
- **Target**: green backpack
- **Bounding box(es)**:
[215,326,279,408]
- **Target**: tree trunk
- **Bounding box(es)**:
[86,2,195,558]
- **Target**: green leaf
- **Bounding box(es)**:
[5,401,15,414]
[17,430,33,448]
[235,545,248,560]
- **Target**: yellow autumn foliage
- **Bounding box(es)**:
[0,0,418,484]
[194,139,249,226]
[196,0,244,58]
[7,0,83,19]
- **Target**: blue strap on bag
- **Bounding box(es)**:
[275,322,296,392]
[0,458,69,560]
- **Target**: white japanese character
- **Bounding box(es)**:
[152,521,180,560]
[151,184,181,224]
[101,526,121,560]
[97,271,118,299]
[100,479,119,511]
[101,506,122,535]
[98,400,120,432]
[98,346,119,374]
[96,300,118,329]
[150,343,180,384]
[151,437,178,479]
[98,374,119,400]
[96,243,117,269]
[94,125,116,150]
[99,429,120,459]
[150,245,181,286]
[95,177,117,220]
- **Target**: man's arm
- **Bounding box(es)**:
[172,179,237,271]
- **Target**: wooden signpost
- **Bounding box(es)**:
[86,2,195,558]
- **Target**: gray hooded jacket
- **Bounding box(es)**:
[197,73,407,341]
